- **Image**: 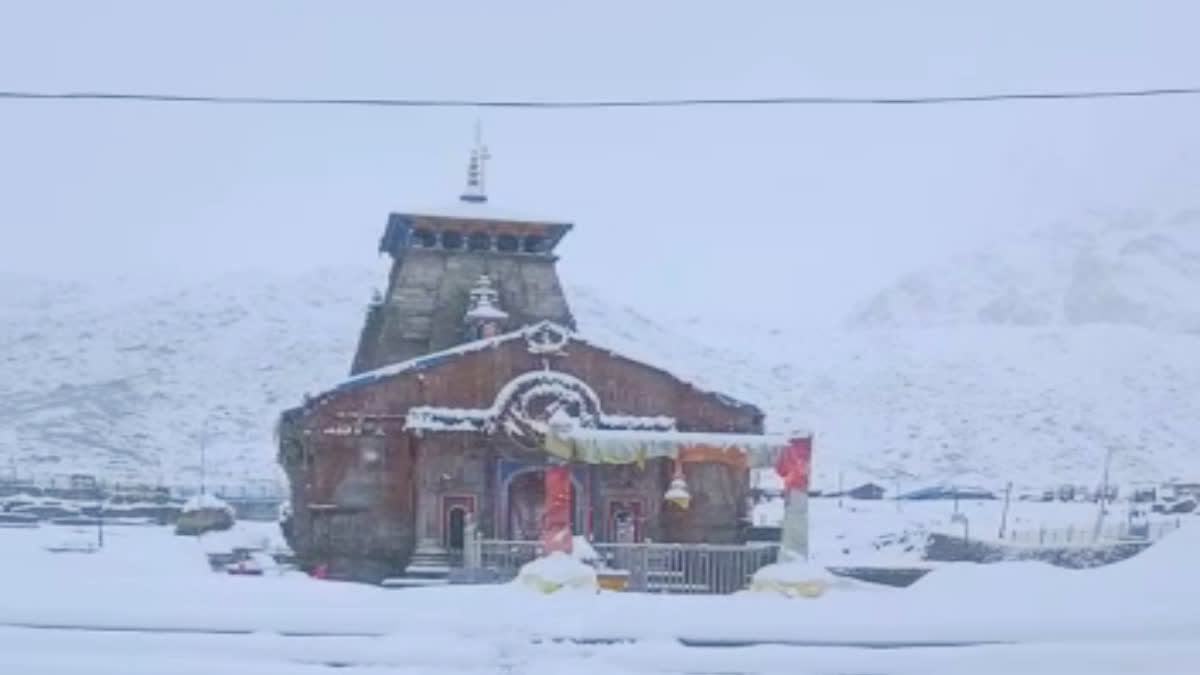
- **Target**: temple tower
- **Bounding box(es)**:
[351,130,575,374]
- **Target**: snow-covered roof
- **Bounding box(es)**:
[332,327,531,393]
[181,493,234,513]
[403,370,678,434]
[560,427,795,468]
[402,201,571,226]
[326,322,764,417]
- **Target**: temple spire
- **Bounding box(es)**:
[460,122,491,204]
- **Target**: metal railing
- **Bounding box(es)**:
[1004,519,1182,547]
[468,538,779,594]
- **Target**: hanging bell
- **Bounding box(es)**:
[664,465,691,510]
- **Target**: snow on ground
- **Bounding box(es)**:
[1,521,1197,641]
[3,628,1200,675]
[1,520,1199,672]
[758,497,1188,566]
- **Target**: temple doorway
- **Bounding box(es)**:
[446,506,467,550]
[506,469,581,540]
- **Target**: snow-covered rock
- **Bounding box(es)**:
[176,493,235,536]
[513,552,598,594]
[749,560,839,598]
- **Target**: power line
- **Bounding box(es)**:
[1,86,1200,109]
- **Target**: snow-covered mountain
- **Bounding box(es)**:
[848,209,1200,333]
[1,210,1198,490]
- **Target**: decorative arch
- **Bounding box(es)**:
[404,370,676,443]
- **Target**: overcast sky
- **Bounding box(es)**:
[2,1,1199,325]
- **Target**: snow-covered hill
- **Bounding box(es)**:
[1,210,1198,489]
[848,209,1200,333]
[0,267,379,486]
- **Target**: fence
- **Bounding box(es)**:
[1004,519,1182,547]
[468,539,779,594]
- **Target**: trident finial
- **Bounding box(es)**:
[460,121,491,203]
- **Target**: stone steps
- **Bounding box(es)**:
[403,547,454,582]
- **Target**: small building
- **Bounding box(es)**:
[277,137,805,582]
[847,482,885,500]
[1167,482,1200,501]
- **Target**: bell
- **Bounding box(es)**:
[664,467,691,510]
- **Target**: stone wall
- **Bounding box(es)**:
[277,429,417,583]
[282,332,764,580]
[351,248,574,374]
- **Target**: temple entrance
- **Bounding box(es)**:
[506,469,581,540]
[607,500,643,543]
[446,506,467,550]
[440,496,475,552]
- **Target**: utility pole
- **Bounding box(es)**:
[1093,446,1115,542]
[199,426,207,497]
[838,470,844,509]
[198,412,224,497]
[998,482,1013,539]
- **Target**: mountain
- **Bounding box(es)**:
[0,267,380,488]
[848,209,1200,333]
[1,210,1198,490]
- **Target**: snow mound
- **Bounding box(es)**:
[749,560,838,598]
[513,552,598,594]
[912,560,1074,596]
[1092,522,1200,594]
[182,493,234,515]
[571,536,600,564]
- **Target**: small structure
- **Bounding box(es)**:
[277,134,811,583]
[1167,482,1200,501]
[175,494,236,536]
[847,482,885,500]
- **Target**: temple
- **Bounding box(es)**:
[277,133,809,583]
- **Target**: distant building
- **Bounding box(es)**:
[846,482,886,500]
[1130,485,1157,503]
[1168,483,1200,501]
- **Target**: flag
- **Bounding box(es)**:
[776,437,813,492]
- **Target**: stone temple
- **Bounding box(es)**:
[277,134,808,583]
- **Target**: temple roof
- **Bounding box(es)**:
[378,208,573,258]
[400,200,571,227]
[322,321,767,419]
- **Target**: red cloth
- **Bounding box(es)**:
[542,466,573,554]
[775,437,813,491]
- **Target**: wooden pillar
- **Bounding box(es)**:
[542,464,573,554]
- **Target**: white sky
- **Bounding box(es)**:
[1,1,1199,325]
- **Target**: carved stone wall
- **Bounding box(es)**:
[281,333,764,580]
[351,249,574,374]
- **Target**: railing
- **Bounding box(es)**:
[1004,519,1182,547]
[468,538,779,595]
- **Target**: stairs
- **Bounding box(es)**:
[381,545,453,588]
